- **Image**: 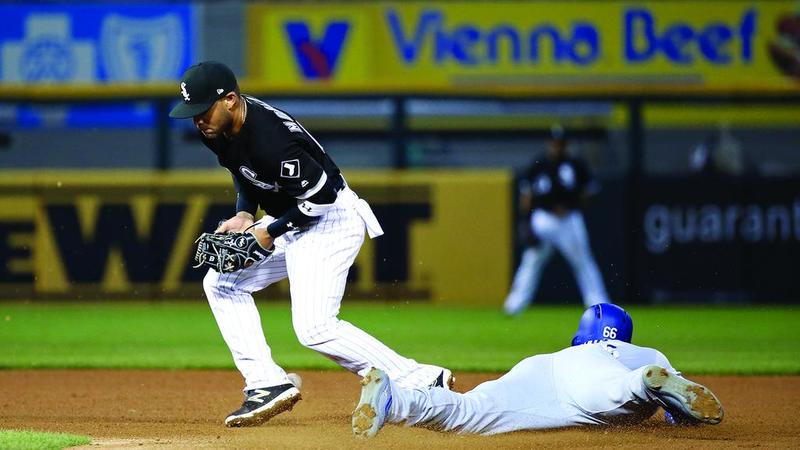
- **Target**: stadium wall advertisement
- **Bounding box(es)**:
[637,177,800,302]
[0,2,198,128]
[246,1,800,90]
[0,3,197,84]
[0,171,512,305]
[2,172,796,304]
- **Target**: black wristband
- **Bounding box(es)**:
[266,205,314,238]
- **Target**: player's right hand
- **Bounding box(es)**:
[216,212,255,233]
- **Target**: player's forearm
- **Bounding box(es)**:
[266,172,338,238]
[265,205,316,238]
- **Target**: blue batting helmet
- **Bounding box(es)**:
[571,303,633,346]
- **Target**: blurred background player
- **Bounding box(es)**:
[503,125,610,315]
[352,304,724,438]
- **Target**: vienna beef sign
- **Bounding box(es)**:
[247,1,800,90]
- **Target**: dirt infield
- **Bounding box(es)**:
[1,370,797,449]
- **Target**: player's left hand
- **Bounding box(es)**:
[193,231,274,273]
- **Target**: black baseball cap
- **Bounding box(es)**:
[169,61,238,119]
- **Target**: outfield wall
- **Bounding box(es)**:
[2,171,798,304]
[3,0,800,97]
[0,170,512,305]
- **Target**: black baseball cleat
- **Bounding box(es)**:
[429,368,455,390]
[642,365,723,425]
[224,383,301,427]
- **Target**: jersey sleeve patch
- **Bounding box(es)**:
[283,121,302,132]
[281,159,301,178]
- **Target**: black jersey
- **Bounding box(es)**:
[200,95,343,218]
[522,155,596,212]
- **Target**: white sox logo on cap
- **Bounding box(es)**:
[180,82,190,101]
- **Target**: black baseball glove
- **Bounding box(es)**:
[193,232,273,273]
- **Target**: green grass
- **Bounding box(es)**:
[0,430,90,450]
[0,302,798,374]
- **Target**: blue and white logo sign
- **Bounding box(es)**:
[2,14,96,83]
[0,4,196,83]
[100,13,185,81]
[0,3,197,128]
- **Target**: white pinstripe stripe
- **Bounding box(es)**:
[333,323,406,373]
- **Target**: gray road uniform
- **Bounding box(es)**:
[387,341,674,434]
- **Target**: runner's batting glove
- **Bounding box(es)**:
[193,231,273,273]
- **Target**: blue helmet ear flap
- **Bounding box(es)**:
[571,304,633,346]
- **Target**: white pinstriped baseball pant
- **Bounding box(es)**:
[203,188,443,391]
[504,209,609,314]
